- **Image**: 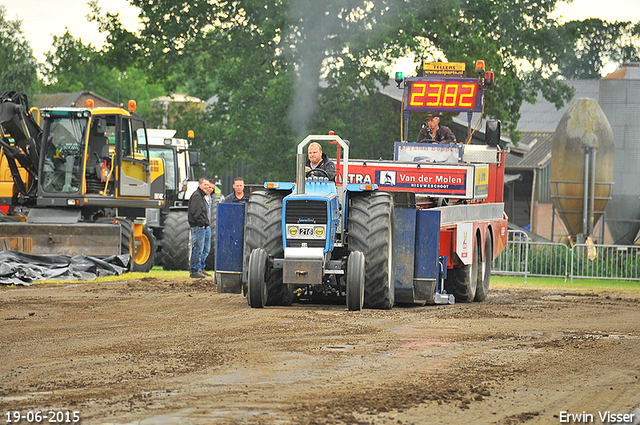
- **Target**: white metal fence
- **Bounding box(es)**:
[492,230,640,282]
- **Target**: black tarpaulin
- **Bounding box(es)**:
[0,250,130,286]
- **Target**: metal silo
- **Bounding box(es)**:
[601,63,640,245]
[550,98,614,241]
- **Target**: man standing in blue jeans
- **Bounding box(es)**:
[188,177,213,278]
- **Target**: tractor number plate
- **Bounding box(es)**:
[286,224,326,239]
[299,227,314,237]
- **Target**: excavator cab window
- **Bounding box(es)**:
[41,113,88,194]
[85,117,114,194]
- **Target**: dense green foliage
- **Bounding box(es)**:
[1,1,639,186]
[0,6,38,95]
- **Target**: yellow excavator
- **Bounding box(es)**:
[0,90,165,272]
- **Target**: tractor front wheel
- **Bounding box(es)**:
[247,248,268,308]
[346,250,365,311]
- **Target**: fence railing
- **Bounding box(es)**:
[492,231,640,282]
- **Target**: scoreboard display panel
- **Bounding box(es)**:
[403,77,483,113]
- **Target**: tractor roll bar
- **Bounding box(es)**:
[296,134,349,196]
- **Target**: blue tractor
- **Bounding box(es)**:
[216,66,510,309]
[239,134,394,311]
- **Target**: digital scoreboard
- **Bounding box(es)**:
[403,77,483,113]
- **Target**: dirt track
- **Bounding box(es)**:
[1,276,639,425]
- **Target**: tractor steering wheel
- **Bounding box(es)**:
[306,168,330,179]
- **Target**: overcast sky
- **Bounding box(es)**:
[2,0,640,65]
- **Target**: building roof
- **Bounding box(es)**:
[602,62,640,80]
[504,131,554,170]
[517,80,599,132]
[31,91,120,109]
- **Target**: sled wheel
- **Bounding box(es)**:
[475,228,493,302]
[445,233,479,303]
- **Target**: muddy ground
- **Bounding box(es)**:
[1,276,639,425]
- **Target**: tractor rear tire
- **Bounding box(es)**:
[475,228,493,302]
[445,233,479,303]
[245,190,293,306]
[162,211,191,270]
[346,251,365,311]
[348,191,394,309]
[247,248,268,308]
[131,224,156,273]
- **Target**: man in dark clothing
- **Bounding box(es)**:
[224,177,249,203]
[305,142,336,181]
[417,113,457,144]
[188,177,213,278]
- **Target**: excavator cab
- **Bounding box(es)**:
[37,108,162,203]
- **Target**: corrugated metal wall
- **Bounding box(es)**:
[601,65,640,244]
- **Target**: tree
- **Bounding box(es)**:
[87,0,145,72]
[41,30,165,119]
[42,31,107,92]
[0,6,38,95]
[555,19,640,79]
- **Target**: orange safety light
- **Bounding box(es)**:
[127,100,137,112]
[187,130,195,139]
[485,71,495,86]
[86,99,95,108]
[475,60,486,76]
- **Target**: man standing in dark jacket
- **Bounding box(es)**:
[305,142,336,181]
[188,177,213,278]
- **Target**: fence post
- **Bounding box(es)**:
[564,246,569,282]
[570,245,574,282]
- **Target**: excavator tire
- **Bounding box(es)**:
[131,224,156,273]
[97,217,133,271]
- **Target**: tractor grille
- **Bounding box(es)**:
[285,200,327,224]
[285,199,327,249]
[287,239,326,248]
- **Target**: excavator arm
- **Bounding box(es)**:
[0,91,43,204]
